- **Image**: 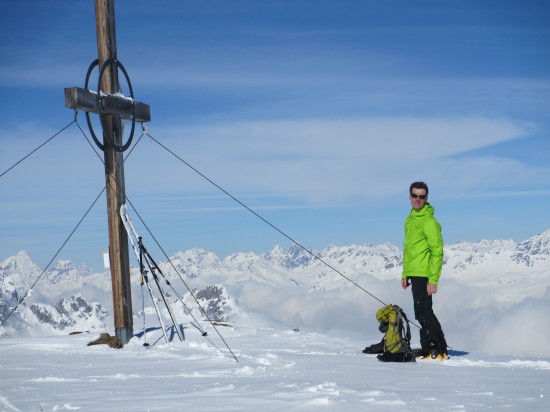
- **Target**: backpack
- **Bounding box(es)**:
[374,304,416,363]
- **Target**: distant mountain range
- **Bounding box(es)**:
[1,228,549,340]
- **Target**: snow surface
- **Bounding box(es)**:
[1,326,549,411]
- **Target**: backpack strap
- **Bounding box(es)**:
[400,309,412,349]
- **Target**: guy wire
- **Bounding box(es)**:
[145,131,387,307]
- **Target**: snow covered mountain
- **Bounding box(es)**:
[1,228,550,357]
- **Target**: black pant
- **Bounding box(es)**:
[409,277,447,353]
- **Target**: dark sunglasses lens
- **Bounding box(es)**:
[411,194,427,199]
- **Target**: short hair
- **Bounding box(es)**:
[409,181,429,195]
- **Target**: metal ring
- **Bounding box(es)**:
[84,59,104,151]
[96,58,136,152]
[83,58,136,152]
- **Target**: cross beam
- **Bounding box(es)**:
[64,87,151,122]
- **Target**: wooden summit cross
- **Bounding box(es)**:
[64,0,150,344]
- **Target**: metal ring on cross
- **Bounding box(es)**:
[84,59,104,151]
[84,58,136,152]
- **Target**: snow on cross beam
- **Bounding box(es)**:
[64,87,151,122]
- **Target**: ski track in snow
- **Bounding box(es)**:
[0,326,549,411]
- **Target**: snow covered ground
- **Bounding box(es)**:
[1,324,549,411]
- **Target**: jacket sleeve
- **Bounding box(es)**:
[401,218,409,278]
[424,218,443,284]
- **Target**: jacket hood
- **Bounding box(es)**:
[409,202,434,218]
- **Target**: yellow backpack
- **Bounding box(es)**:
[375,304,415,362]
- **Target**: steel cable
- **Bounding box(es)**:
[144,131,388,307]
[0,119,76,180]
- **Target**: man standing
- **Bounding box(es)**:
[402,181,448,360]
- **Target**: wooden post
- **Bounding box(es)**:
[65,0,150,344]
[95,0,133,344]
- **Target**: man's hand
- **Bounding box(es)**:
[401,278,409,290]
[427,283,438,295]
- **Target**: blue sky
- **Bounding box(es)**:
[1,0,549,271]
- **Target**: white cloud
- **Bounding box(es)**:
[130,116,534,204]
[432,155,550,193]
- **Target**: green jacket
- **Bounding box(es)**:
[402,203,443,285]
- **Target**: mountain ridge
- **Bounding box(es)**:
[1,228,550,358]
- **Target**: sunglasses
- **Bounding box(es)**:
[410,193,427,200]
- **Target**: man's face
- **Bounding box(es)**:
[409,188,428,210]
